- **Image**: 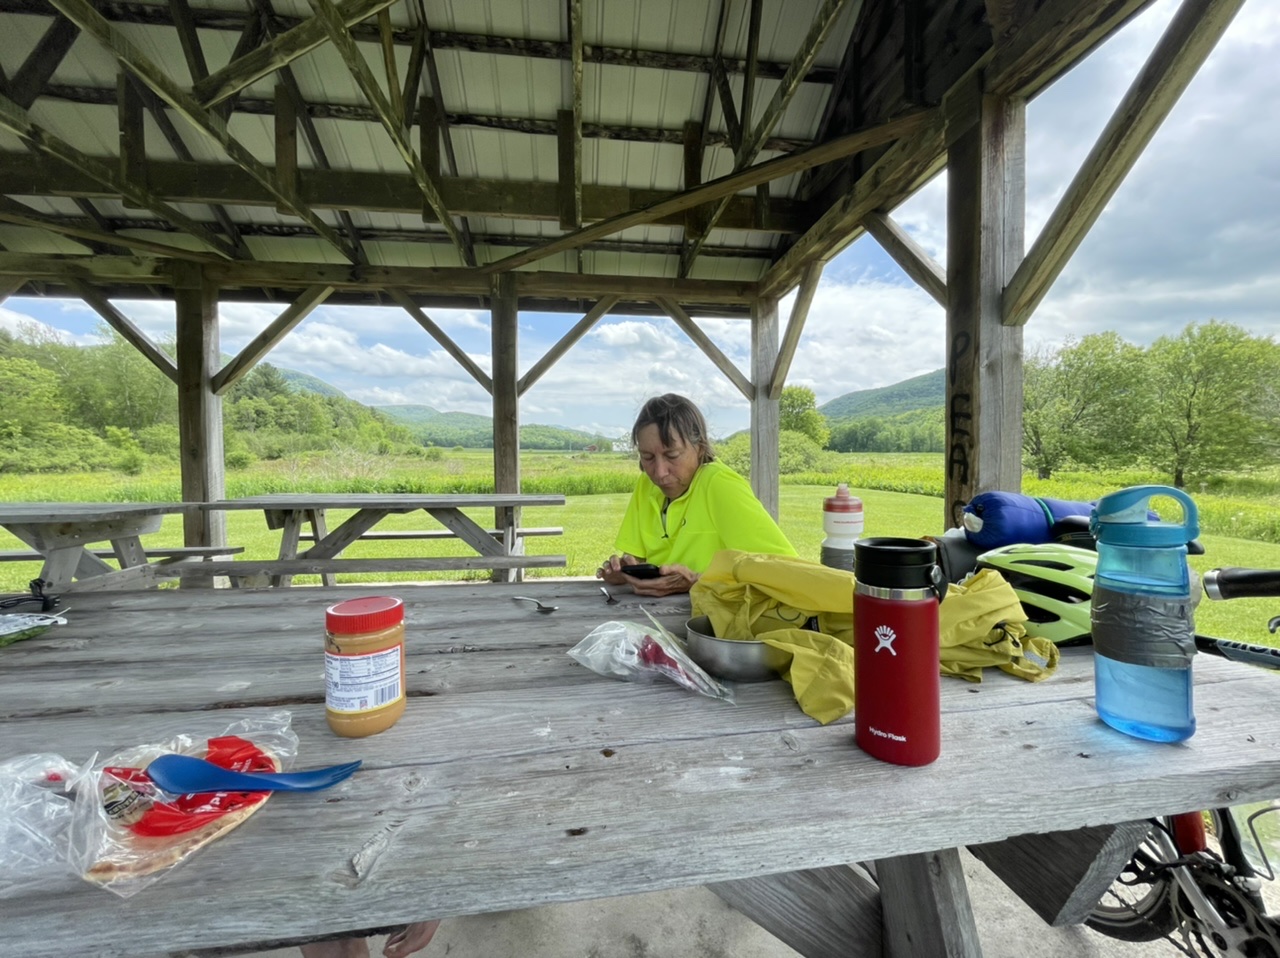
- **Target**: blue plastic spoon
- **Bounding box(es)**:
[145,754,362,794]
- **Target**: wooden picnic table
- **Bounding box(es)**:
[3,579,1279,958]
[190,493,568,586]
[0,501,227,592]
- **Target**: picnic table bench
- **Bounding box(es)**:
[0,502,235,591]
[186,493,567,586]
[4,579,1279,958]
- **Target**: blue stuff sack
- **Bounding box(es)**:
[961,492,1095,549]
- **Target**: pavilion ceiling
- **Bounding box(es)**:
[0,0,1153,314]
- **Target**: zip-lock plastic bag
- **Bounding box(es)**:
[567,611,734,703]
[0,753,83,898]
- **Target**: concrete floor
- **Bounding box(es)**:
[243,850,1187,958]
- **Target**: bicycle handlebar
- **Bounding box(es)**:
[1202,567,1280,601]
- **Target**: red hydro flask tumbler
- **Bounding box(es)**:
[853,537,948,766]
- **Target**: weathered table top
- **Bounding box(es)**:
[3,581,1279,958]
[0,501,192,524]
[201,493,567,511]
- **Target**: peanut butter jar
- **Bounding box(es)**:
[324,596,406,738]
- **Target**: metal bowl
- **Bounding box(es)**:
[684,615,787,683]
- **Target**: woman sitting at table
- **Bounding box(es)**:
[597,393,796,597]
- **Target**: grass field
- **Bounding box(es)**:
[2,451,1278,645]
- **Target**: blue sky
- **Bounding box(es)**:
[4,0,1278,441]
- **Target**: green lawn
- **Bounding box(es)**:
[3,481,1276,646]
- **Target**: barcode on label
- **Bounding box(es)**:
[375,681,400,706]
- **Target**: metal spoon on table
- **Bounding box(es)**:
[512,596,558,614]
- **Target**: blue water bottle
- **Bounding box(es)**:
[1089,485,1199,743]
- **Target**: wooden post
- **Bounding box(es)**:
[491,273,520,582]
[173,262,226,562]
[750,295,781,519]
[943,76,1025,528]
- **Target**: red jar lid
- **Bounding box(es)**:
[326,595,405,634]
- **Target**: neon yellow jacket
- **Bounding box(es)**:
[614,460,796,571]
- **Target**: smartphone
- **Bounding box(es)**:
[620,563,662,579]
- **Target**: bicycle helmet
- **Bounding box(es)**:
[974,543,1097,644]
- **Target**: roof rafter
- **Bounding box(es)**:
[45,0,358,263]
[417,4,476,267]
[67,278,179,382]
[0,195,223,262]
[481,107,931,275]
[192,0,399,108]
[301,0,469,264]
[9,13,79,108]
[249,0,369,266]
[0,92,240,259]
[680,0,859,276]
[0,153,808,234]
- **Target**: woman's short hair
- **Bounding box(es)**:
[631,394,715,464]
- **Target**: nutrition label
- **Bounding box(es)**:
[325,647,403,713]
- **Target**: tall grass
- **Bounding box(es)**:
[2,451,1278,644]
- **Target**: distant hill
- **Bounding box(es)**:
[377,404,613,451]
[819,368,944,421]
[279,368,347,398]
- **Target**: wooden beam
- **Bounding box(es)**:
[9,15,80,109]
[249,0,367,265]
[517,294,618,395]
[681,121,706,241]
[863,209,946,306]
[558,0,583,233]
[419,17,477,266]
[710,865,882,958]
[750,294,781,517]
[376,7,404,128]
[0,253,759,302]
[419,95,441,183]
[0,278,23,305]
[39,82,816,152]
[877,850,982,958]
[681,0,858,277]
[655,297,752,400]
[211,284,333,394]
[192,0,400,108]
[768,261,822,399]
[274,83,298,206]
[0,92,241,260]
[117,72,145,195]
[482,108,931,275]
[491,272,519,494]
[0,152,807,234]
[0,197,223,262]
[387,289,493,391]
[556,109,580,231]
[970,821,1151,927]
[1002,0,1244,327]
[678,0,728,263]
[168,0,210,84]
[741,0,763,133]
[301,0,468,263]
[68,279,179,382]
[944,80,1025,527]
[759,112,946,299]
[401,13,426,122]
[710,54,742,151]
[44,0,357,262]
[173,263,226,549]
[986,0,1151,101]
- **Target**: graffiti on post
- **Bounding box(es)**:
[947,331,973,525]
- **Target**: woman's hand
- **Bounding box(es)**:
[596,553,639,585]
[628,564,698,597]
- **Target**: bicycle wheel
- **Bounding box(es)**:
[1086,820,1178,941]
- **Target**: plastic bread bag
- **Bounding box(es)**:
[567,610,734,703]
[65,710,299,898]
[0,753,83,898]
